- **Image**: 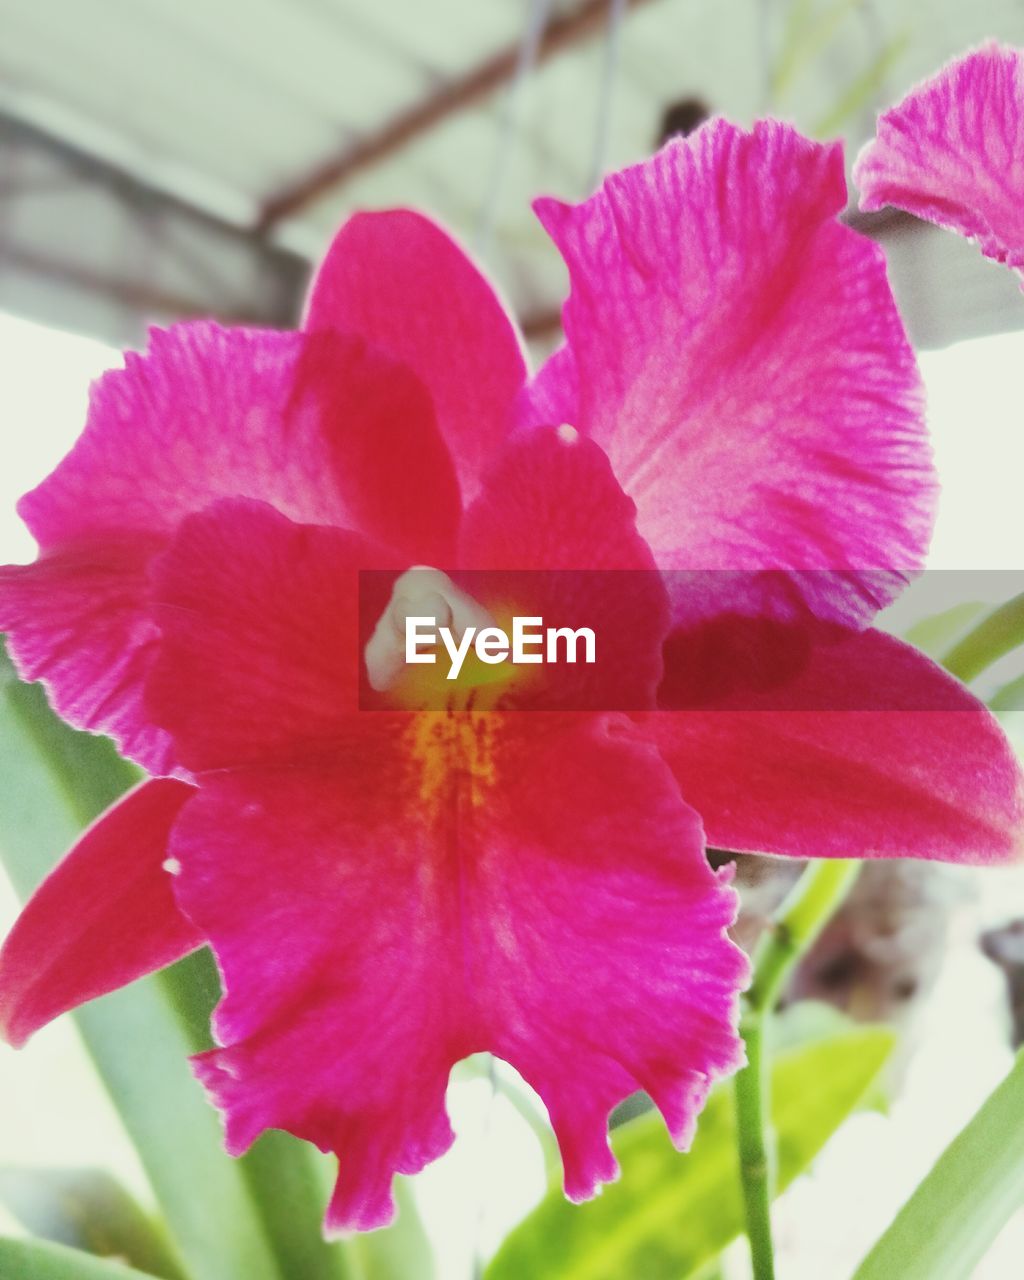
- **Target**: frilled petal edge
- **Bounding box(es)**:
[527,119,934,630]
[170,716,745,1232]
[855,42,1024,280]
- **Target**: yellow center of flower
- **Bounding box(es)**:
[366,568,523,817]
[404,707,501,816]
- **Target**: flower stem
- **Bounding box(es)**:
[736,1008,775,1279]
[735,858,861,1280]
[941,592,1024,683]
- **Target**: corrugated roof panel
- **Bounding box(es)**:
[0,0,341,195]
[2,0,1024,350]
[0,0,531,204]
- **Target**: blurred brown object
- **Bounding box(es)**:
[789,861,963,1031]
[980,919,1024,1047]
[656,96,711,146]
[727,853,965,1038]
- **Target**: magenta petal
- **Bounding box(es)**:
[647,628,1024,865]
[0,780,200,1046]
[460,427,657,573]
[146,499,384,774]
[530,120,934,625]
[295,332,460,566]
[169,716,745,1231]
[855,43,1024,280]
[0,536,176,775]
[20,325,350,548]
[513,343,577,431]
[305,210,527,499]
[459,427,669,711]
[478,721,745,1198]
[2,323,456,772]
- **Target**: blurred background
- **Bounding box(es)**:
[1,2,1024,1277]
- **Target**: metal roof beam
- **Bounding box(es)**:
[257,0,658,231]
[0,115,310,343]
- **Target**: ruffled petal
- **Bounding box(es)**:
[146,498,388,774]
[529,120,934,626]
[0,780,200,1046]
[169,715,745,1231]
[855,43,1024,280]
[646,627,1024,865]
[0,536,176,775]
[2,324,454,772]
[458,427,669,711]
[304,210,527,499]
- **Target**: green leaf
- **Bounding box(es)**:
[0,650,141,825]
[0,1236,158,1279]
[902,602,989,660]
[235,1132,357,1280]
[852,1048,1024,1280]
[0,1168,185,1279]
[159,950,356,1280]
[990,672,1024,712]
[941,592,1024,683]
[0,653,282,1280]
[486,1025,895,1280]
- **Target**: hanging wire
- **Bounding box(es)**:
[757,0,775,114]
[588,0,627,191]
[474,0,553,258]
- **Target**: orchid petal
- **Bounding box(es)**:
[646,627,1024,865]
[169,717,745,1232]
[855,43,1024,280]
[0,536,176,775]
[1,324,453,772]
[0,779,200,1046]
[459,426,669,710]
[305,210,527,499]
[146,498,387,774]
[526,120,934,627]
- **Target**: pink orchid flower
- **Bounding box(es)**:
[855,42,1024,282]
[1,117,1022,1234]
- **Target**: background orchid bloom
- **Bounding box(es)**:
[855,42,1024,282]
[1,115,1022,1234]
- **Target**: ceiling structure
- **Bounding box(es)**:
[0,0,1022,355]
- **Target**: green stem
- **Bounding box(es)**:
[735,859,861,1280]
[735,1011,775,1279]
[941,592,1024,683]
[747,859,862,1015]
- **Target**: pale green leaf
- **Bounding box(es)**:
[0,1236,157,1279]
[0,655,281,1280]
[486,1025,895,1280]
[0,1167,184,1279]
[902,603,989,660]
[853,1048,1024,1280]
